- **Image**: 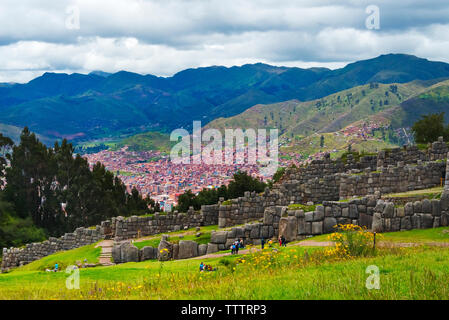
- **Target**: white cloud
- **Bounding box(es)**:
[0,0,449,82]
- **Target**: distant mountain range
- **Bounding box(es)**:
[1,53,449,144]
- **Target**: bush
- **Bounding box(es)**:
[325,224,378,258]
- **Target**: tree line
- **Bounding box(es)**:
[0,128,155,250]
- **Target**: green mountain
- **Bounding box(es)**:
[207,78,449,158]
[1,54,449,144]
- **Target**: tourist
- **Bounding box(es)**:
[231,243,236,254]
[234,240,239,254]
[239,238,244,249]
[54,263,59,272]
[261,238,265,249]
[199,262,204,272]
[281,235,286,247]
[278,236,282,246]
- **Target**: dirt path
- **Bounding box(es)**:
[191,240,449,260]
[191,240,334,260]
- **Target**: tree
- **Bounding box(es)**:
[2,128,150,237]
[412,112,449,144]
[176,190,198,212]
[226,171,266,199]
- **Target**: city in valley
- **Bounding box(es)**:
[83,120,393,211]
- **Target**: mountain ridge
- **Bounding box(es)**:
[1,54,449,143]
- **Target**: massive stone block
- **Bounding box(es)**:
[178,240,199,259]
[279,217,297,242]
[323,217,337,233]
[141,246,157,261]
[312,221,323,235]
[210,231,228,244]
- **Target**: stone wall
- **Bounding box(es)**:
[339,161,446,199]
[218,191,266,228]
[1,226,104,271]
[114,205,219,241]
[372,197,449,233]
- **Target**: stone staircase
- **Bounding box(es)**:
[96,240,115,266]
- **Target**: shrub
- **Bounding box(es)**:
[325,224,378,258]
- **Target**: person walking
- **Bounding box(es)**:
[261,238,265,250]
[278,235,282,246]
[234,240,239,254]
[199,262,204,272]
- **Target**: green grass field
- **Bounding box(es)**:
[3,226,449,300]
[303,226,449,243]
[2,244,449,299]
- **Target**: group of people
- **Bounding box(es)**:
[261,235,286,249]
[199,262,216,272]
[278,235,287,247]
[230,238,244,254]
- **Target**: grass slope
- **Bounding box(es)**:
[2,244,449,299]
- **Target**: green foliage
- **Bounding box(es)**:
[412,112,449,144]
[0,200,46,251]
[287,204,317,212]
[272,167,286,184]
[117,131,174,153]
[0,128,151,239]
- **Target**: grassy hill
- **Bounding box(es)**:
[207,81,427,136]
[116,131,174,153]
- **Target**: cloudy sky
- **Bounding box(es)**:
[1,0,449,83]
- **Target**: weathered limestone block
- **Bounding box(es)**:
[178,240,199,259]
[198,244,207,256]
[359,213,373,229]
[372,212,383,233]
[422,199,432,214]
[383,203,395,218]
[206,243,219,254]
[431,200,441,216]
[404,202,414,216]
[304,211,314,222]
[314,206,325,221]
[279,217,297,242]
[157,238,172,261]
[210,231,228,244]
[401,216,412,230]
[411,214,421,229]
[323,217,337,233]
[312,221,323,235]
[141,246,157,261]
[421,214,433,229]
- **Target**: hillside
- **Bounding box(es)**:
[116,131,174,153]
[207,78,449,158]
[1,54,449,144]
[207,80,430,138]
